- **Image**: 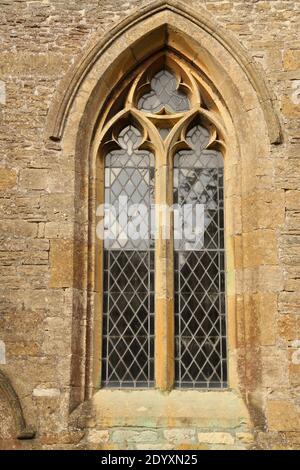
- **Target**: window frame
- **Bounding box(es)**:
[95,51,228,392]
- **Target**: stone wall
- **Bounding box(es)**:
[0,0,300,450]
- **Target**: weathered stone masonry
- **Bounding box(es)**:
[0,0,300,450]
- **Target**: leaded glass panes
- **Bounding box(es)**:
[100,57,228,391]
[138,69,190,113]
[102,125,155,388]
[174,124,227,389]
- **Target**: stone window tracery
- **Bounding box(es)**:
[99,53,227,391]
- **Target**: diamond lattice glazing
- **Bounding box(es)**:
[102,125,155,388]
[174,124,227,389]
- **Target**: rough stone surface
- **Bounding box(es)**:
[266,401,300,432]
[164,428,196,444]
[111,430,158,444]
[0,0,299,450]
[85,429,109,444]
[197,432,235,445]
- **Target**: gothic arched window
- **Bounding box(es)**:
[98,53,227,390]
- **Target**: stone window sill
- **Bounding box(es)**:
[90,389,251,430]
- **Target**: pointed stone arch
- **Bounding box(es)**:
[46,0,281,145]
[46,1,284,433]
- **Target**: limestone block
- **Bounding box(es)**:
[164,428,196,444]
[39,431,85,445]
[283,50,300,71]
[0,167,17,191]
[45,222,74,239]
[5,339,40,358]
[0,220,37,239]
[49,239,73,288]
[0,52,70,76]
[42,317,71,355]
[19,169,74,193]
[111,430,158,444]
[278,291,300,315]
[278,314,300,342]
[33,388,60,398]
[239,292,277,346]
[286,211,300,233]
[267,400,300,432]
[261,348,289,388]
[86,429,110,444]
[197,432,235,445]
[281,96,300,118]
[242,190,285,231]
[19,169,49,191]
[242,230,278,268]
[238,266,283,293]
[286,191,300,211]
[279,235,300,267]
[284,266,300,292]
[288,350,300,386]
[39,194,75,222]
[236,432,254,444]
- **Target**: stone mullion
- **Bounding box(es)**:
[155,154,174,391]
